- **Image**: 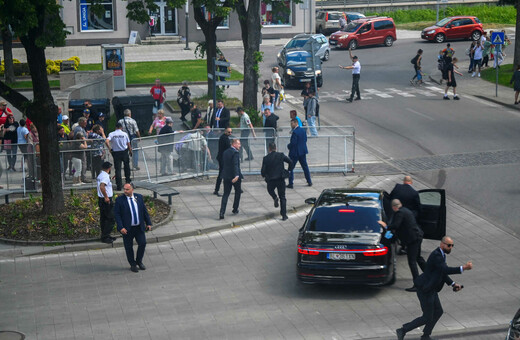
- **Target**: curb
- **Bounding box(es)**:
[361,324,508,339]
[475,94,518,110]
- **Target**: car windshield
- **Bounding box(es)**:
[435,18,451,27]
[343,22,362,32]
[286,39,308,49]
[308,205,381,233]
[328,13,342,20]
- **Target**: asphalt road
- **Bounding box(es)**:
[223,36,520,237]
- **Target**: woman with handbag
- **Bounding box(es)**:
[2,114,18,171]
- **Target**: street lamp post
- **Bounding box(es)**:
[184,1,190,50]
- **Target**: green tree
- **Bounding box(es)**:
[500,0,520,70]
[1,23,15,84]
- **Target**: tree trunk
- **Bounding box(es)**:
[1,24,16,84]
[20,32,64,215]
[237,0,262,110]
[515,4,520,71]
[193,7,223,99]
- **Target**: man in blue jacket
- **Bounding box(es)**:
[287,118,312,189]
[396,236,473,340]
[114,183,152,273]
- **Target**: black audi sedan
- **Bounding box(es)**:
[297,188,446,286]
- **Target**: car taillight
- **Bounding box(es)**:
[298,246,320,255]
[338,209,355,213]
[325,13,329,22]
[363,247,388,256]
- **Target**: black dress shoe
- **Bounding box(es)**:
[308,183,313,187]
[405,286,417,292]
[213,191,221,197]
[346,98,353,102]
[396,328,405,340]
[286,184,293,189]
[137,262,146,270]
[110,237,117,241]
[354,97,361,101]
[281,215,288,221]
[420,336,437,340]
[232,209,239,214]
[244,157,253,161]
[130,265,139,273]
[274,198,279,208]
[219,214,224,220]
[101,238,113,244]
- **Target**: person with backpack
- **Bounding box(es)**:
[467,41,476,73]
[410,49,423,86]
[177,81,191,122]
[443,57,463,100]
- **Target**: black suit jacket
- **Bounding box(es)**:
[221,147,242,180]
[211,107,230,129]
[261,151,293,182]
[114,193,152,233]
[387,207,423,246]
[216,133,231,163]
[390,183,421,217]
[414,247,462,293]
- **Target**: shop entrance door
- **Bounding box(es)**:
[150,2,177,35]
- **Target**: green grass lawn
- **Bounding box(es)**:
[78,60,243,84]
[481,63,515,89]
[8,80,60,89]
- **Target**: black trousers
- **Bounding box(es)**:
[240,130,252,160]
[92,155,103,179]
[98,197,114,240]
[350,74,361,100]
[112,149,131,190]
[403,289,443,337]
[214,160,224,193]
[220,178,241,216]
[406,238,426,280]
[122,226,147,266]
[267,178,287,217]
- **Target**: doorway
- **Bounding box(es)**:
[150,1,177,35]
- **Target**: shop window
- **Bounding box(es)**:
[79,0,114,32]
[261,0,291,26]
[197,6,229,29]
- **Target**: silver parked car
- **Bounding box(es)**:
[276,33,331,64]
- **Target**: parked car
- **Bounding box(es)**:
[297,188,446,285]
[421,16,484,43]
[278,49,323,89]
[277,33,330,63]
[316,11,366,35]
[329,16,396,50]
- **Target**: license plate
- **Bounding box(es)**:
[327,253,355,260]
[329,41,336,45]
[299,79,311,82]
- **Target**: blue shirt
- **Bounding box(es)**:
[17,126,29,145]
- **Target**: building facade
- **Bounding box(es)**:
[60,0,315,46]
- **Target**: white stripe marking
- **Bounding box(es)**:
[387,88,416,97]
[406,108,434,120]
[364,89,393,98]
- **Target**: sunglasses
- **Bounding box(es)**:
[443,242,454,248]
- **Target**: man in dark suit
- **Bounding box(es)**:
[379,199,426,292]
[287,118,312,189]
[213,127,232,196]
[390,176,421,217]
[210,100,230,129]
[261,142,293,221]
[219,138,243,219]
[114,183,152,273]
[396,236,473,340]
[263,108,278,145]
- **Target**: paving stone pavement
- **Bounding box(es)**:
[1,174,519,340]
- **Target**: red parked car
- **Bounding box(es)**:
[329,17,396,50]
[421,16,484,43]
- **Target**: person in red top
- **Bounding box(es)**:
[150,78,166,118]
[0,100,13,126]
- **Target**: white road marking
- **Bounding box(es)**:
[364,89,393,98]
[405,107,434,120]
[412,89,437,97]
[387,88,416,97]
[425,86,444,92]
[507,110,520,118]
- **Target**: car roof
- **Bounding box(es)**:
[292,33,324,39]
[446,16,477,19]
[317,10,344,14]
[317,188,383,206]
[351,16,393,24]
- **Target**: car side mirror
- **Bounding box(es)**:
[305,197,316,205]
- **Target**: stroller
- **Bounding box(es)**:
[506,307,520,340]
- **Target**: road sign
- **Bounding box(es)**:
[207,73,213,80]
[215,71,230,78]
[492,32,505,45]
[216,81,240,86]
[214,60,231,67]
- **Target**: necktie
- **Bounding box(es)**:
[216,109,222,128]
[443,253,446,262]
[130,197,138,225]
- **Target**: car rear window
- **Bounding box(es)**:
[308,206,381,233]
[374,20,393,30]
[474,17,481,24]
[286,39,308,49]
[328,13,341,20]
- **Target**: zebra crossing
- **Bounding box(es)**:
[283,85,445,104]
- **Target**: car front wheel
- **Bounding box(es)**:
[435,33,446,43]
[384,36,394,47]
[349,39,358,50]
[471,30,482,41]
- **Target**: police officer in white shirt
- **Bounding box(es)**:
[339,47,362,102]
[105,122,132,191]
[97,161,116,244]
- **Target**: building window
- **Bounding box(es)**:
[196,7,229,29]
[261,0,291,26]
[79,0,114,32]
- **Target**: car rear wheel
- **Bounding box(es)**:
[471,30,482,41]
[384,36,393,47]
[385,245,396,286]
[322,50,330,61]
[435,33,446,43]
[318,25,323,34]
[349,39,358,50]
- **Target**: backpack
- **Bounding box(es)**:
[411,55,418,65]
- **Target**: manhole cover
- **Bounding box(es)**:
[0,331,25,340]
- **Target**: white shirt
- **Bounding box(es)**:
[127,195,140,226]
[96,171,113,198]
[271,72,282,90]
[473,46,483,60]
[352,61,361,74]
[107,129,130,151]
